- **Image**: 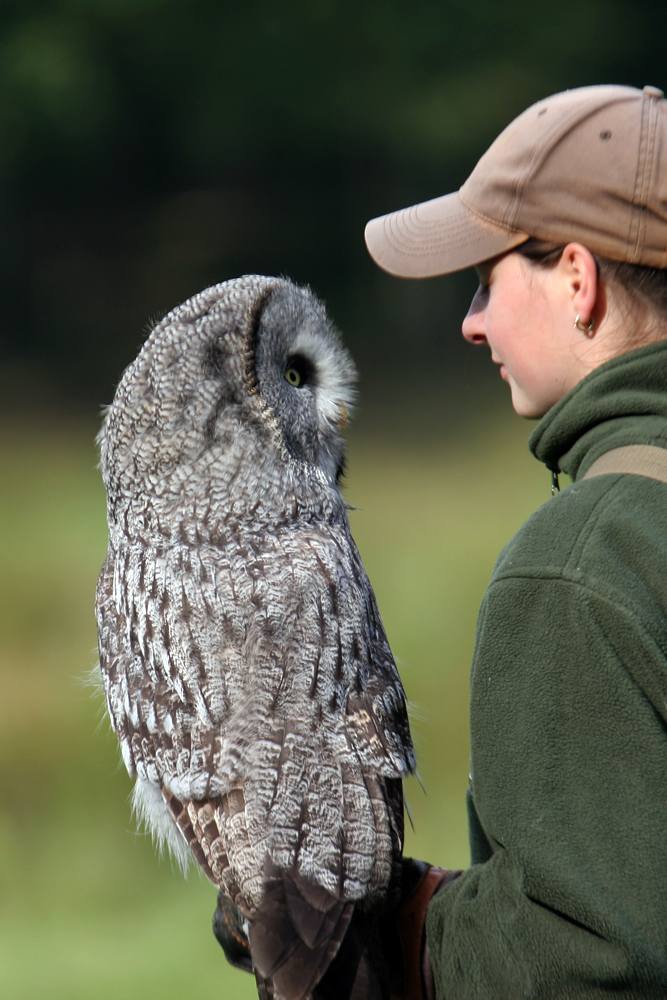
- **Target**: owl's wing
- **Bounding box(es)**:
[99,522,416,840]
[324,527,415,781]
[253,523,415,906]
[97,526,413,999]
[345,591,415,777]
[96,545,235,801]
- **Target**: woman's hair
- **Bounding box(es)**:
[516,238,667,341]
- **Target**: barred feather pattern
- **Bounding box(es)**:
[96,276,415,1000]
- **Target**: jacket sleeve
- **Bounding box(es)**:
[425,572,667,999]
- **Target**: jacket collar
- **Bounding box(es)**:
[529,340,667,482]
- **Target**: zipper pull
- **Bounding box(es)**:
[550,468,560,496]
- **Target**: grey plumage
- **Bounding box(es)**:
[96,275,415,999]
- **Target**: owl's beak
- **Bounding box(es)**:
[337,402,348,431]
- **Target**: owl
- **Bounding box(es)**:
[95,276,415,1000]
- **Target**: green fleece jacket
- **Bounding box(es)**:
[426,341,667,999]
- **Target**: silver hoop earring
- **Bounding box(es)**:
[574,314,594,337]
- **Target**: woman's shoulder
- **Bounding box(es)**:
[491,471,667,619]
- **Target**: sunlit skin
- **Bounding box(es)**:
[462,243,626,419]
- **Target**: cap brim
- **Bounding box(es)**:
[364,191,529,278]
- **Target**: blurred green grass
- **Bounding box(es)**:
[0,408,547,999]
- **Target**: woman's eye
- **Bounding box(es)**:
[285,365,304,387]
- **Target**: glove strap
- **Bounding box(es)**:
[397,866,461,1000]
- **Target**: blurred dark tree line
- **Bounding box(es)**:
[0,0,664,413]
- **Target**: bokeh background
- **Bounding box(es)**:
[1,2,664,996]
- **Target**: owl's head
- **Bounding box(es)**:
[100,276,357,510]
[252,279,356,481]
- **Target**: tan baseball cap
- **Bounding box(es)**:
[365,84,667,277]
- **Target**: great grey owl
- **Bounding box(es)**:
[96,275,415,1000]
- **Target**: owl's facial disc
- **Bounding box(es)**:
[254,285,356,481]
[283,355,348,433]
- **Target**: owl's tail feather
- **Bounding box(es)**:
[250,861,354,1000]
[254,973,276,1000]
[312,908,388,1000]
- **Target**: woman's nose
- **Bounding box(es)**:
[462,290,487,344]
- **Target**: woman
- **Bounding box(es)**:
[365,84,667,998]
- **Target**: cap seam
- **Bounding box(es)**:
[642,97,658,262]
[628,94,648,263]
[629,91,658,264]
[459,189,527,236]
[382,215,471,255]
[501,109,563,231]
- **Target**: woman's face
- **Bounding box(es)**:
[462,251,595,418]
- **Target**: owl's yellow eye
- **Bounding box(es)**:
[285,366,303,387]
[284,354,314,389]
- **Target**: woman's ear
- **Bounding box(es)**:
[557,242,599,328]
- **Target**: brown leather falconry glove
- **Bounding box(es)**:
[384,859,462,1000]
